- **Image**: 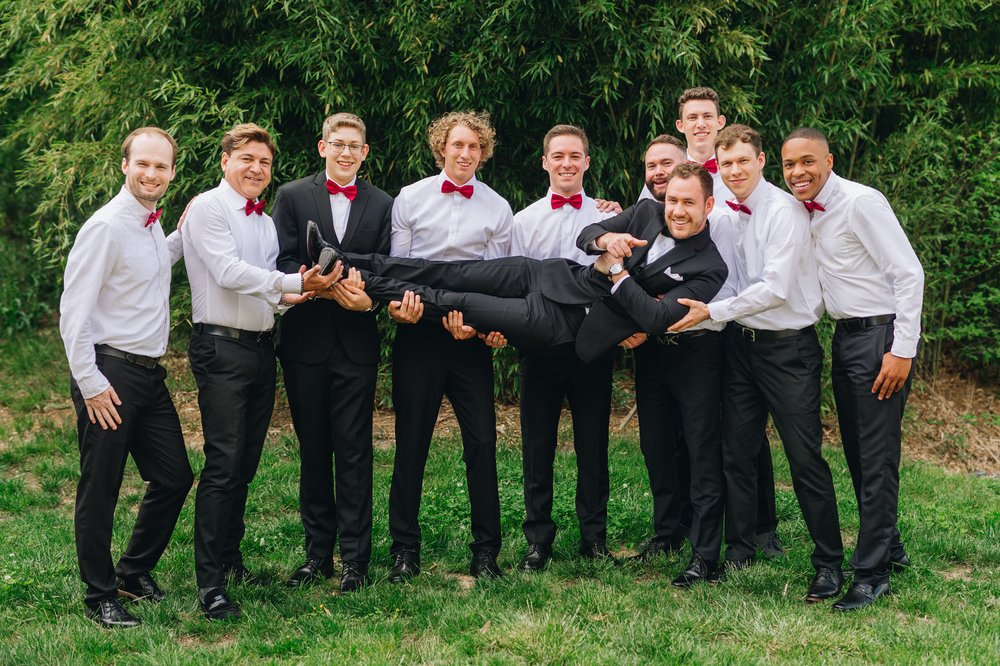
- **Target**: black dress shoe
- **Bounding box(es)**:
[340,561,370,593]
[470,552,503,579]
[388,550,420,584]
[628,535,684,563]
[200,587,242,620]
[579,542,622,566]
[832,581,891,611]
[519,543,552,572]
[87,597,141,628]
[708,558,753,583]
[306,220,350,276]
[805,567,844,603]
[672,553,717,588]
[890,552,911,572]
[286,558,334,588]
[755,530,785,559]
[117,572,165,602]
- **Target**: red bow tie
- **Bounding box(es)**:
[726,200,751,214]
[702,157,718,174]
[244,199,266,216]
[441,180,474,199]
[804,200,826,213]
[550,193,582,210]
[144,208,163,228]
[326,180,358,201]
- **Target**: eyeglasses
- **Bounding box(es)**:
[325,141,365,154]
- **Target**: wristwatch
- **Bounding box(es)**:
[608,262,624,281]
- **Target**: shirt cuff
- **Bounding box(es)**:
[707,300,731,323]
[890,337,918,359]
[609,274,631,294]
[77,372,111,400]
[280,273,303,294]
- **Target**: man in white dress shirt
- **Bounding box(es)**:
[509,125,617,571]
[60,127,193,628]
[781,127,923,610]
[386,111,513,582]
[183,123,338,619]
[671,125,845,602]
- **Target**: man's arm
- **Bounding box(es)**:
[576,202,641,254]
[608,260,728,334]
[389,194,413,258]
[483,202,513,259]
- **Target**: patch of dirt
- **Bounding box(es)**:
[16,350,1000,477]
[443,572,476,591]
[939,564,974,582]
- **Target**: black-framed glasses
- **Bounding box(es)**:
[326,141,365,154]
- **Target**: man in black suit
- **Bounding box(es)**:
[336,163,727,365]
[273,113,393,593]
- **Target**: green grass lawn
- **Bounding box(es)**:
[0,330,998,664]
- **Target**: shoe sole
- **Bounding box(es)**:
[318,247,338,275]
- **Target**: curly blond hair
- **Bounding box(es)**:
[427,111,496,169]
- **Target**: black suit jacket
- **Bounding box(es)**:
[274,172,393,365]
[573,199,728,361]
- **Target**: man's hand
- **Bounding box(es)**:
[872,353,912,400]
[594,198,624,214]
[327,272,373,311]
[442,310,478,341]
[620,332,648,349]
[668,298,710,332]
[302,263,341,292]
[84,386,123,431]
[596,232,647,258]
[389,290,424,324]
[480,330,508,349]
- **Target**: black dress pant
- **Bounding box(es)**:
[71,354,193,607]
[832,320,912,585]
[721,325,843,569]
[282,338,375,564]
[519,346,612,547]
[389,323,501,556]
[634,332,725,561]
[189,332,276,589]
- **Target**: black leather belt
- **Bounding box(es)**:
[734,323,811,343]
[94,344,159,369]
[654,330,715,345]
[836,314,896,333]
[193,323,274,342]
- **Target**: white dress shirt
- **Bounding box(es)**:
[688,152,734,217]
[808,172,924,357]
[511,189,613,264]
[183,179,301,332]
[326,173,356,242]
[708,179,824,330]
[59,186,183,398]
[390,172,512,260]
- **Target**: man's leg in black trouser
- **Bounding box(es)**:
[72,356,192,607]
[833,323,912,585]
[756,438,779,535]
[519,351,567,547]
[565,352,613,547]
[634,344,685,542]
[443,333,501,556]
[388,324,450,555]
[190,334,275,589]
[284,341,375,564]
[749,330,844,569]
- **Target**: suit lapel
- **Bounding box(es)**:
[341,180,369,249]
[310,172,339,245]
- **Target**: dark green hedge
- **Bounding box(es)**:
[1,0,997,384]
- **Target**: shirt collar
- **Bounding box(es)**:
[115,185,158,223]
[437,170,479,188]
[741,178,769,213]
[685,151,713,166]
[325,173,358,188]
[218,178,256,210]
[812,171,840,209]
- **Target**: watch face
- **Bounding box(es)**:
[609,263,623,275]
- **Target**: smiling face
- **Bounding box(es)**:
[717,140,765,201]
[221,140,273,200]
[644,142,686,202]
[781,137,833,202]
[542,134,589,197]
[319,126,369,186]
[440,124,482,185]
[121,133,175,209]
[663,174,712,240]
[675,99,726,162]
